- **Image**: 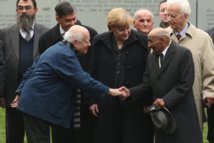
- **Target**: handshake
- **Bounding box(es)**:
[108,86,130,98]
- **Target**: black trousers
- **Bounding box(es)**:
[6,107,24,143]
[23,113,50,143]
[51,125,75,143]
[51,105,96,143]
[207,105,214,143]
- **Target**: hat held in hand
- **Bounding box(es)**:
[148,105,176,134]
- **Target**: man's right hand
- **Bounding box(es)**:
[0,97,6,108]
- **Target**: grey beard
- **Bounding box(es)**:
[17,14,35,32]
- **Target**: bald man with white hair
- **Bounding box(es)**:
[122,27,202,143]
[134,9,154,35]
[10,25,125,143]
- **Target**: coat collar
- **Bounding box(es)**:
[167,22,198,42]
[95,30,143,52]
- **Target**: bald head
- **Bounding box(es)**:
[64,25,91,54]
[148,28,171,54]
[149,27,170,38]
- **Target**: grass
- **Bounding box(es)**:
[0,108,210,143]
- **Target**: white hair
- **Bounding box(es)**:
[167,0,191,15]
[63,29,83,43]
[134,9,154,21]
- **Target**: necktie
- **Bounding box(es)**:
[158,53,164,68]
[25,31,31,41]
[176,34,181,41]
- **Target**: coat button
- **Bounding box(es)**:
[126,66,131,70]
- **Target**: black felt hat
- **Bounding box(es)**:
[148,105,176,134]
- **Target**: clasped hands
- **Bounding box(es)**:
[109,86,130,99]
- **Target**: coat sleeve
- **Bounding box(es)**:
[201,34,214,99]
[129,62,153,103]
[52,49,109,97]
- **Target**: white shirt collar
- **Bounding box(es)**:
[175,22,189,37]
[19,23,35,39]
[161,40,171,56]
[59,25,66,36]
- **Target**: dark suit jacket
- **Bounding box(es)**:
[130,42,202,143]
[206,27,214,143]
[0,23,48,106]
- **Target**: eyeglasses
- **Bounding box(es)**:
[17,5,33,11]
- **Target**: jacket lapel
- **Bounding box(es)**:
[33,24,40,58]
[11,25,20,59]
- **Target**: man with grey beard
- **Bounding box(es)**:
[0,0,48,143]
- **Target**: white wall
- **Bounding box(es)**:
[0,0,213,33]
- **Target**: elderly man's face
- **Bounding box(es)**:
[75,31,91,54]
[134,13,154,35]
[167,4,187,32]
[148,35,164,55]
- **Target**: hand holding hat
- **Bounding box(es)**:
[148,103,176,134]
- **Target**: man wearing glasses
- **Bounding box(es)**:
[0,0,48,143]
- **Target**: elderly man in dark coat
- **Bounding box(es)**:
[122,27,202,143]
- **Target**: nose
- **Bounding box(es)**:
[71,20,76,26]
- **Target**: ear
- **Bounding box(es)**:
[34,7,38,14]
[72,40,78,47]
[56,16,60,22]
[184,13,189,19]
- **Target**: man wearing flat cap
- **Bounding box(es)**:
[122,28,202,143]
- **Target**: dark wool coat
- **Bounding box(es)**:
[87,30,154,143]
[130,42,202,143]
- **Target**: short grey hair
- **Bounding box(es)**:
[63,29,83,43]
[167,0,191,15]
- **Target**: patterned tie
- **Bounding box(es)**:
[176,34,181,41]
[25,31,31,41]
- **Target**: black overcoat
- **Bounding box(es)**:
[130,42,202,143]
[87,30,154,143]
